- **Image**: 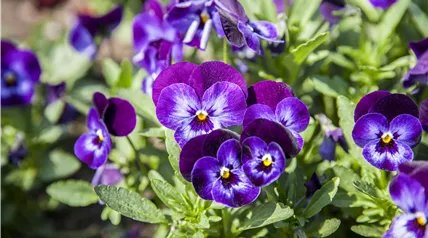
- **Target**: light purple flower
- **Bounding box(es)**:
[91,163,123,186]
[74,108,112,169]
[69,6,123,59]
[383,172,428,237]
[317,114,348,161]
[242,136,286,187]
[403,38,428,89]
[370,0,397,9]
[166,0,224,50]
[215,0,283,55]
[352,113,422,171]
[153,61,247,147]
[1,40,41,107]
[420,99,428,133]
[191,139,260,207]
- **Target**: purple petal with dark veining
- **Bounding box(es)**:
[354,90,390,122]
[74,133,110,169]
[362,140,413,171]
[389,173,426,214]
[247,81,294,111]
[399,161,428,198]
[238,21,263,55]
[243,104,275,128]
[202,129,240,157]
[249,21,280,41]
[216,139,242,169]
[191,156,220,200]
[179,134,207,181]
[275,97,310,133]
[389,114,422,147]
[214,0,249,22]
[403,52,428,88]
[174,117,214,148]
[352,113,388,147]
[369,94,419,122]
[242,136,268,164]
[410,37,428,59]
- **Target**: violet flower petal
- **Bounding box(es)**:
[369,0,397,9]
[216,139,242,169]
[103,97,137,137]
[383,214,427,238]
[74,133,110,169]
[389,114,422,147]
[275,97,310,133]
[319,136,337,161]
[237,21,263,55]
[362,140,413,171]
[93,92,109,117]
[243,104,276,128]
[352,113,389,147]
[202,128,240,157]
[369,94,419,122]
[242,136,267,164]
[249,21,280,41]
[389,173,426,214]
[354,90,391,122]
[179,134,207,181]
[410,37,428,59]
[69,21,97,58]
[247,81,294,111]
[191,156,220,200]
[399,161,428,198]
[420,99,428,133]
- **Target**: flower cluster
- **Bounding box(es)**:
[155,61,309,207]
[352,91,423,171]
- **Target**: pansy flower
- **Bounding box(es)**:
[241,136,286,187]
[91,163,124,186]
[384,171,428,237]
[369,0,397,9]
[420,99,428,133]
[93,92,137,137]
[403,37,428,89]
[305,173,322,199]
[316,114,348,161]
[215,0,283,55]
[47,82,78,124]
[319,0,345,24]
[1,40,41,107]
[74,108,112,169]
[69,5,123,59]
[133,0,183,94]
[8,142,27,166]
[243,81,310,151]
[192,139,260,207]
[166,0,224,50]
[352,113,422,171]
[153,61,247,147]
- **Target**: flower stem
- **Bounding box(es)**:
[126,136,147,175]
[223,38,229,64]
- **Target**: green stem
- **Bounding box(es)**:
[223,39,229,64]
[126,136,147,174]
[222,209,231,237]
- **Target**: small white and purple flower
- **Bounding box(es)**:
[69,6,123,59]
[191,139,260,207]
[403,37,428,89]
[74,108,112,169]
[153,61,247,147]
[1,40,41,107]
[214,0,283,55]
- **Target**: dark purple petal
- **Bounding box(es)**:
[242,136,268,164]
[403,53,428,88]
[212,168,260,207]
[241,119,300,158]
[179,134,207,181]
[275,97,310,133]
[174,117,214,147]
[69,21,97,58]
[202,129,240,157]
[319,136,337,161]
[389,114,422,147]
[8,143,27,166]
[214,0,249,22]
[243,104,275,128]
[249,21,280,41]
[166,1,201,34]
[319,2,343,24]
[103,98,137,137]
[152,62,198,105]
[216,139,242,169]
[352,113,388,147]
[189,61,248,99]
[144,0,165,20]
[74,133,110,169]
[1,76,35,107]
[191,156,220,200]
[383,214,427,238]
[156,83,201,130]
[238,21,263,55]
[218,11,245,47]
[96,6,123,33]
[420,99,428,133]
[1,40,17,58]
[369,0,397,9]
[369,94,419,122]
[290,130,304,151]
[410,37,428,59]
[3,49,42,83]
[389,173,426,214]
[362,140,413,171]
[399,161,428,198]
[305,173,322,198]
[247,81,294,112]
[93,92,109,117]
[354,90,391,122]
[201,82,247,128]
[242,142,285,187]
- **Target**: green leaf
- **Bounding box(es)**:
[165,129,181,174]
[331,192,357,208]
[241,202,294,230]
[351,224,385,237]
[102,58,120,87]
[303,177,340,218]
[305,218,341,237]
[47,180,98,207]
[353,181,378,198]
[312,76,348,98]
[291,32,329,65]
[94,185,167,223]
[148,170,190,213]
[289,0,322,29]
[39,150,81,182]
[117,89,160,125]
[116,59,133,88]
[409,2,428,37]
[337,96,361,161]
[139,127,165,138]
[376,0,411,44]
[44,100,66,123]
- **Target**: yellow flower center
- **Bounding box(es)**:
[381,133,393,144]
[262,154,273,167]
[200,13,209,24]
[417,216,427,226]
[5,73,16,85]
[96,129,104,142]
[220,167,230,179]
[196,110,208,121]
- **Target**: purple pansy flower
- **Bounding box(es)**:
[69,6,123,59]
[403,38,428,89]
[1,40,41,107]
[241,136,286,187]
[247,80,294,110]
[316,114,349,161]
[383,172,428,237]
[93,92,137,137]
[192,139,260,207]
[47,82,78,124]
[215,0,283,55]
[180,128,239,181]
[319,0,345,24]
[420,99,428,133]
[74,108,112,169]
[153,61,247,147]
[243,81,310,151]
[133,0,183,94]
[91,163,123,186]
[305,173,322,198]
[354,91,419,123]
[369,0,397,9]
[166,0,224,50]
[352,113,422,171]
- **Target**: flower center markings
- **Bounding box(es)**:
[381,132,393,145]
[4,72,17,86]
[417,215,427,226]
[96,129,104,142]
[196,110,208,121]
[220,167,230,179]
[200,12,209,24]
[262,153,273,167]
